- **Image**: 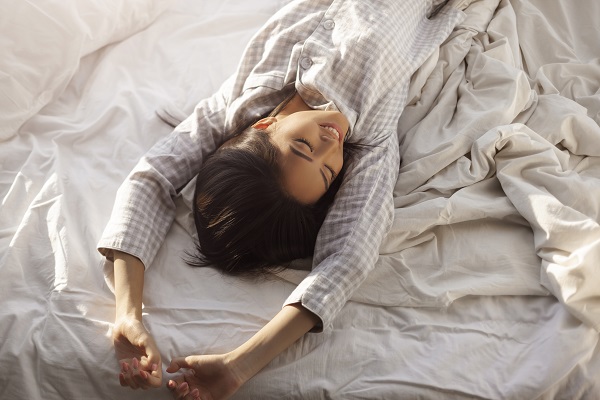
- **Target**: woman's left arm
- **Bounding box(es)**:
[166,304,319,400]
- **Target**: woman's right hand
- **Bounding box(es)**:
[113,316,163,389]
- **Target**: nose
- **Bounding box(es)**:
[317,126,340,149]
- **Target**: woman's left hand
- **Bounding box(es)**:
[166,354,244,400]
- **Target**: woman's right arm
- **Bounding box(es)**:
[114,251,145,322]
[97,89,231,272]
[112,250,163,389]
[97,6,296,271]
[100,39,291,393]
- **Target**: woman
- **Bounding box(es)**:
[99,1,464,399]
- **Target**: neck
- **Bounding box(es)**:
[277,93,312,117]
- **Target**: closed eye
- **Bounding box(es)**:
[325,165,337,181]
[289,145,328,190]
[294,138,314,152]
[294,139,337,181]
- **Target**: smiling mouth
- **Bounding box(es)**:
[320,124,342,141]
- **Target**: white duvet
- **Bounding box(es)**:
[1,0,599,399]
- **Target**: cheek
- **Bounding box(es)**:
[336,149,345,170]
[280,155,327,203]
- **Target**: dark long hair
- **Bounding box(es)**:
[187,92,355,277]
[187,127,349,277]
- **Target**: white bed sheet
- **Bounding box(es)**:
[1,0,600,399]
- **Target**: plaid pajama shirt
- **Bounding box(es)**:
[98,0,464,330]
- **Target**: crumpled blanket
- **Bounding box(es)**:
[278,0,600,331]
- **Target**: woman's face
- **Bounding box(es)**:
[255,109,349,204]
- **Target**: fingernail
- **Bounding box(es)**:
[151,363,158,371]
[179,382,188,391]
[123,363,129,372]
[140,370,148,379]
[168,380,175,389]
[132,358,139,368]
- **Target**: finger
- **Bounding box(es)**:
[119,373,127,387]
[176,381,190,399]
[167,376,184,392]
[125,373,140,390]
[133,357,154,390]
[186,388,202,400]
[133,370,151,390]
[129,359,143,390]
[139,366,163,388]
[129,358,161,390]
[139,343,162,378]
[166,360,180,374]
[167,355,199,373]
[166,357,187,373]
[121,362,140,389]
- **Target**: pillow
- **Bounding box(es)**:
[0,0,172,140]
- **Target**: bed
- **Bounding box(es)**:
[1,0,599,398]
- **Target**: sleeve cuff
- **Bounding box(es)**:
[282,273,344,333]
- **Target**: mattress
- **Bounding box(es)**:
[1,0,599,398]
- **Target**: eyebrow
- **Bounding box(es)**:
[289,145,329,191]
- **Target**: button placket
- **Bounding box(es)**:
[300,57,313,69]
[323,19,335,30]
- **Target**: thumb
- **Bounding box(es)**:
[140,344,161,373]
[140,344,163,388]
[166,356,194,373]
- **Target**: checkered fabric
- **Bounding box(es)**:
[98,0,464,330]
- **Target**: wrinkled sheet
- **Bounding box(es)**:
[1,0,600,399]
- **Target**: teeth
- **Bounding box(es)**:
[322,125,339,139]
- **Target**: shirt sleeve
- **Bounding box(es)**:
[96,0,319,268]
[97,86,234,268]
[284,133,400,330]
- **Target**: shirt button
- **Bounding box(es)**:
[300,57,313,69]
[323,19,335,30]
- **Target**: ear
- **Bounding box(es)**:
[252,117,277,131]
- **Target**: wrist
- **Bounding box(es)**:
[223,305,317,385]
[223,349,253,388]
[115,304,143,322]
